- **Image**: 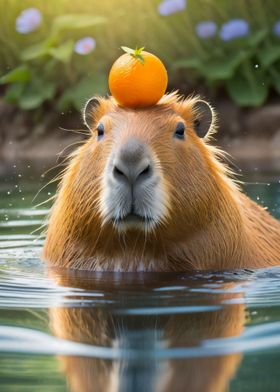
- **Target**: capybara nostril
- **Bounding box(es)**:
[139,164,151,178]
[113,165,125,179]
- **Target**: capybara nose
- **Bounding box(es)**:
[113,138,152,186]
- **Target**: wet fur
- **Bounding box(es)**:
[43,93,280,271]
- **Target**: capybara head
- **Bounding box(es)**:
[82,93,217,235]
[44,93,236,269]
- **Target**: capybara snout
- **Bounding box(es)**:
[105,136,157,230]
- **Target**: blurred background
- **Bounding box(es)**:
[1,0,280,173]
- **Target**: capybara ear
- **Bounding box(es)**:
[192,100,213,138]
[83,97,102,130]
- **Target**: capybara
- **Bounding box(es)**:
[43,93,280,271]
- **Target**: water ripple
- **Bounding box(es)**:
[1,321,280,359]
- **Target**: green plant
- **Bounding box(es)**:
[0,11,107,111]
[1,0,280,113]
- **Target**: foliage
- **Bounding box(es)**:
[0,0,280,113]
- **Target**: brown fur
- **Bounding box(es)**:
[43,93,280,271]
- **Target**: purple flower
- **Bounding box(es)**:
[273,21,280,37]
[158,0,186,16]
[74,37,96,55]
[16,8,42,34]
[220,19,249,41]
[196,21,217,39]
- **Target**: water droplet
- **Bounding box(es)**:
[7,191,11,195]
[254,64,259,68]
[257,196,260,201]
[18,174,22,178]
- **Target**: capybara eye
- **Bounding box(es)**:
[96,123,105,140]
[174,122,185,140]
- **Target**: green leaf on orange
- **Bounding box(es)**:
[121,46,145,64]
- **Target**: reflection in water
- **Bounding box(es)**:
[49,271,246,392]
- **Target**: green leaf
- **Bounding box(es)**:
[173,57,202,70]
[52,14,106,32]
[226,71,268,106]
[19,92,44,110]
[58,74,108,111]
[121,46,135,55]
[43,59,58,77]
[4,83,25,103]
[0,65,30,84]
[258,45,280,68]
[247,29,268,47]
[49,40,73,63]
[57,89,73,111]
[121,46,145,63]
[21,42,51,61]
[44,83,56,100]
[173,51,249,81]
[135,54,144,64]
[135,47,145,55]
[18,78,56,110]
[202,51,249,81]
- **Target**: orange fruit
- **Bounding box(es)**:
[108,46,168,108]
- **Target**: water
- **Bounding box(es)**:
[0,164,280,392]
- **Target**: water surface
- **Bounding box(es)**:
[0,164,280,391]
